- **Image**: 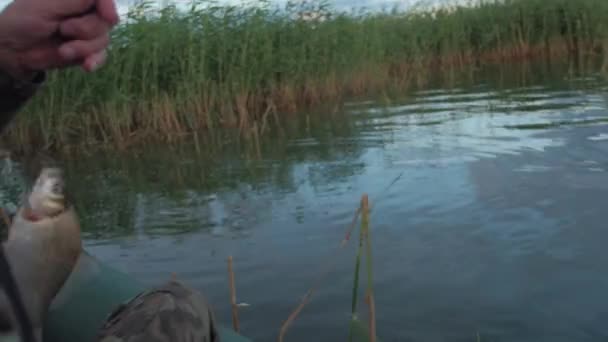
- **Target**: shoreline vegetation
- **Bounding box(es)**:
[3,0,608,153]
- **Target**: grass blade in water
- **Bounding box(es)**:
[348,195,367,342]
[349,318,382,342]
[361,194,376,342]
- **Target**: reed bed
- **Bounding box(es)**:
[3,0,608,152]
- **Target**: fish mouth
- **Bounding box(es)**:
[30,167,67,216]
[42,193,65,212]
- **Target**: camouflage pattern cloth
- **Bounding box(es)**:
[97,279,220,342]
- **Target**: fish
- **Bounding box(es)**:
[0,166,82,342]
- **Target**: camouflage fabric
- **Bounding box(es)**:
[97,279,220,342]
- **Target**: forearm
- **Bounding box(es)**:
[0,70,45,133]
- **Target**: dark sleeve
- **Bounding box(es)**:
[0,71,46,134]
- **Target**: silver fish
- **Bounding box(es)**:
[26,167,66,219]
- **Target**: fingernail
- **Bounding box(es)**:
[83,60,98,72]
[60,46,76,60]
[87,51,107,72]
[89,60,101,72]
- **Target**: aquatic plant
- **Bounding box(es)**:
[348,194,376,342]
[278,193,379,342]
[3,0,608,152]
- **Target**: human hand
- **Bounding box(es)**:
[0,0,119,80]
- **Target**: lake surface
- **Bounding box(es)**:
[3,61,608,342]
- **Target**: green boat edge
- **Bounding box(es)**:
[41,249,251,342]
[38,249,379,342]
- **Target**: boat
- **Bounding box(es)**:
[42,250,252,342]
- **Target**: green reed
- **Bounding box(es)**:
[349,194,376,342]
[3,0,608,152]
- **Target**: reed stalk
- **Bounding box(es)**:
[228,255,240,333]
[348,202,365,341]
[349,193,376,342]
[278,204,362,342]
[361,195,376,342]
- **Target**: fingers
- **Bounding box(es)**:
[48,0,96,19]
[57,0,118,72]
[20,51,57,71]
[95,0,120,25]
[59,13,111,40]
[20,44,66,71]
[47,0,119,26]
[20,43,107,73]
[58,33,109,62]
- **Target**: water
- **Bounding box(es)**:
[3,62,608,341]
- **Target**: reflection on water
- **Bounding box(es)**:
[3,62,608,341]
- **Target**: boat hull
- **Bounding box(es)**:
[43,250,251,342]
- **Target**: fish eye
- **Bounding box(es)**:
[51,181,63,194]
